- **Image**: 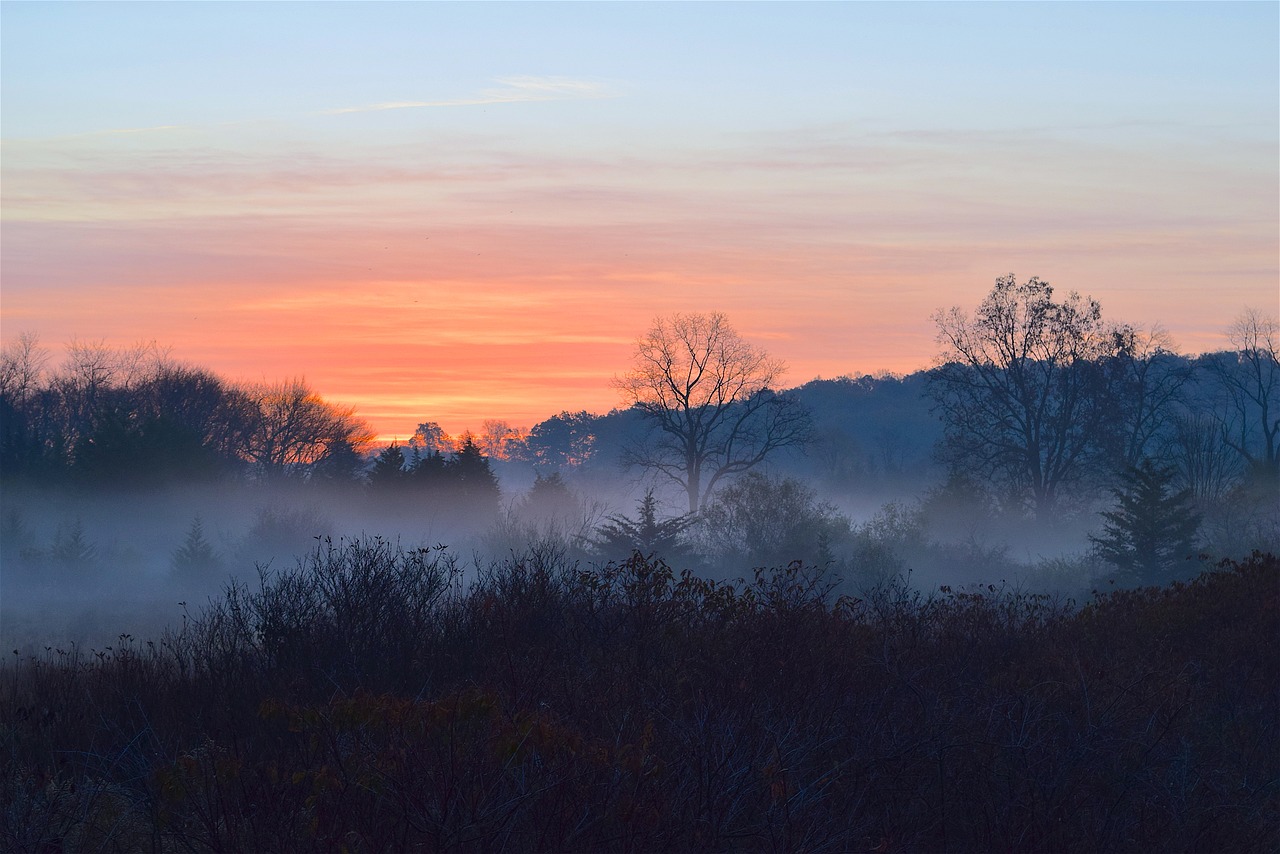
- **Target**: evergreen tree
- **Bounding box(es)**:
[409,449,450,486]
[50,518,97,571]
[1090,459,1202,585]
[448,435,501,518]
[518,471,583,528]
[171,516,222,578]
[368,442,407,490]
[591,489,694,560]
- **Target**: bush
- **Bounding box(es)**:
[3,544,1276,851]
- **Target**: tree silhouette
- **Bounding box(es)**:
[523,410,598,468]
[698,472,850,569]
[368,442,408,491]
[615,312,811,513]
[1090,459,1201,585]
[930,274,1110,518]
[240,378,373,479]
[478,419,523,459]
[1101,325,1193,469]
[448,435,501,518]
[50,518,97,572]
[1213,308,1280,485]
[409,421,453,456]
[0,331,49,407]
[171,516,222,579]
[590,488,694,561]
[1168,412,1241,504]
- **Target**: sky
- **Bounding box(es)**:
[3,2,1277,440]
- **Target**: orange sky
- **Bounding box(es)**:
[3,4,1276,440]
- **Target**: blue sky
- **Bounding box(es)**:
[3,1,1277,435]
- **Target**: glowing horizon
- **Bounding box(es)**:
[3,3,1276,440]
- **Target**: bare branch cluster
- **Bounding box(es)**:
[930,275,1111,516]
[614,312,811,512]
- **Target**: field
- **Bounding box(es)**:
[4,541,1276,851]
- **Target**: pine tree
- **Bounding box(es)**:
[172,516,221,578]
[1090,459,1201,585]
[591,489,694,560]
[518,471,583,528]
[51,518,97,570]
[448,435,501,518]
[368,442,407,490]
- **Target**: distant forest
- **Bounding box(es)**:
[2,279,1277,592]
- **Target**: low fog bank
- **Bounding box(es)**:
[6,458,1274,654]
[6,301,1280,655]
[0,480,514,653]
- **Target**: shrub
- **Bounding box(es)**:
[3,544,1276,851]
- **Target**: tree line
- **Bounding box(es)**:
[0,338,373,486]
[2,278,1276,585]
[929,274,1278,518]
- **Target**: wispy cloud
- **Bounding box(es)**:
[319,76,614,115]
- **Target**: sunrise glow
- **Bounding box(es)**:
[3,2,1276,440]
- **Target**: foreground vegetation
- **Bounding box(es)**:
[3,541,1276,851]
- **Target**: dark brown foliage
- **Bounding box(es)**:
[4,543,1277,851]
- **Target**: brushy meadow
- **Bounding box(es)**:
[3,539,1276,852]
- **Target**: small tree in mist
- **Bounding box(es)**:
[49,518,97,572]
[236,506,333,568]
[698,472,851,570]
[171,516,222,579]
[1090,459,1201,585]
[615,312,811,513]
[517,472,584,527]
[0,509,34,560]
[589,488,695,562]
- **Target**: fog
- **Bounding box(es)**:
[4,303,1278,656]
[0,462,1125,656]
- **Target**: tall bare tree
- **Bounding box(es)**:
[1102,325,1193,469]
[1169,413,1241,504]
[930,274,1109,518]
[0,331,49,406]
[1213,308,1280,483]
[615,312,810,514]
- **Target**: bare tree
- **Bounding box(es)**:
[1213,308,1280,483]
[409,421,454,456]
[240,378,373,479]
[614,312,811,514]
[59,338,118,414]
[1169,413,1241,504]
[930,274,1110,518]
[0,332,49,406]
[1102,325,1193,469]
[478,419,525,460]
